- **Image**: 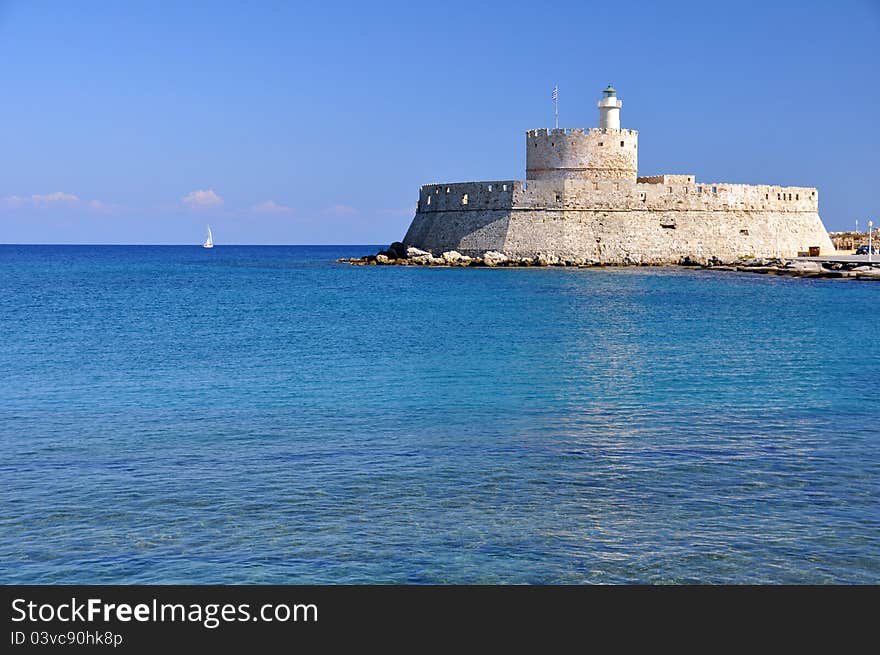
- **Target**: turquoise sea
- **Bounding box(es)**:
[0,245,877,584]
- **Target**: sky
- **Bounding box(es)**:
[0,0,878,244]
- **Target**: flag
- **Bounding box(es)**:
[551,86,558,102]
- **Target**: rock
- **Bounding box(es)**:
[482,251,509,267]
[441,250,464,264]
[406,246,431,259]
[792,260,823,273]
[388,242,407,259]
[534,254,550,266]
[375,254,391,264]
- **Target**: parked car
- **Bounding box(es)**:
[855,245,877,255]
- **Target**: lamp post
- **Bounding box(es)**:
[869,221,874,263]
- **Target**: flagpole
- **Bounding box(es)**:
[552,85,559,129]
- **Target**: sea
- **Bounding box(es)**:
[1,245,877,584]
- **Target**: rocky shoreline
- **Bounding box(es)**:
[338,242,880,280]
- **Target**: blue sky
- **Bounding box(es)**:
[1,0,877,244]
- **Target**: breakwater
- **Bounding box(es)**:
[339,242,880,281]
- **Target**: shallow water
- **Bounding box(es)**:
[0,245,877,583]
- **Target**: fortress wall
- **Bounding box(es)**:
[403,209,511,254]
[526,128,638,181]
[419,179,819,214]
[418,181,516,212]
[403,205,834,263]
[501,209,834,262]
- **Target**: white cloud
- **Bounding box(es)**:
[2,195,27,209]
[322,204,359,217]
[32,191,80,207]
[182,189,224,209]
[251,200,295,215]
[2,191,81,209]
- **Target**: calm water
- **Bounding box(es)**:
[0,245,877,584]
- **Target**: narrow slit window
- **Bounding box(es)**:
[620,141,624,147]
[462,193,468,205]
[426,195,431,205]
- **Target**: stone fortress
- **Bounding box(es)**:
[402,86,834,264]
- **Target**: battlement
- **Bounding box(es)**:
[638,174,695,185]
[416,178,819,214]
[526,127,639,138]
[418,181,517,212]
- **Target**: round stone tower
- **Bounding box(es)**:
[525,85,638,182]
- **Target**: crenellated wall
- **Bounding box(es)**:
[405,176,833,263]
[417,178,819,214]
[526,128,638,182]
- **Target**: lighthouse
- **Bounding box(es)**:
[597,84,622,129]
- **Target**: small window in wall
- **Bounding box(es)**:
[435,188,440,194]
[598,142,603,146]
[446,187,450,194]
[668,187,673,193]
[502,184,507,191]
[777,193,781,200]
[740,229,749,236]
[593,182,599,190]
[614,182,620,191]
[712,186,717,194]
[487,184,492,191]
[697,186,703,193]
[620,141,624,147]
[688,177,693,182]
[765,194,769,200]
[796,194,799,200]
[462,193,468,205]
[426,195,431,205]
[555,193,561,202]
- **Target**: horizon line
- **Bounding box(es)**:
[0,243,388,247]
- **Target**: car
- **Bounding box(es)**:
[855,245,877,255]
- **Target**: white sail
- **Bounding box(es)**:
[203,225,214,249]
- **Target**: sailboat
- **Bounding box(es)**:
[202,225,214,249]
